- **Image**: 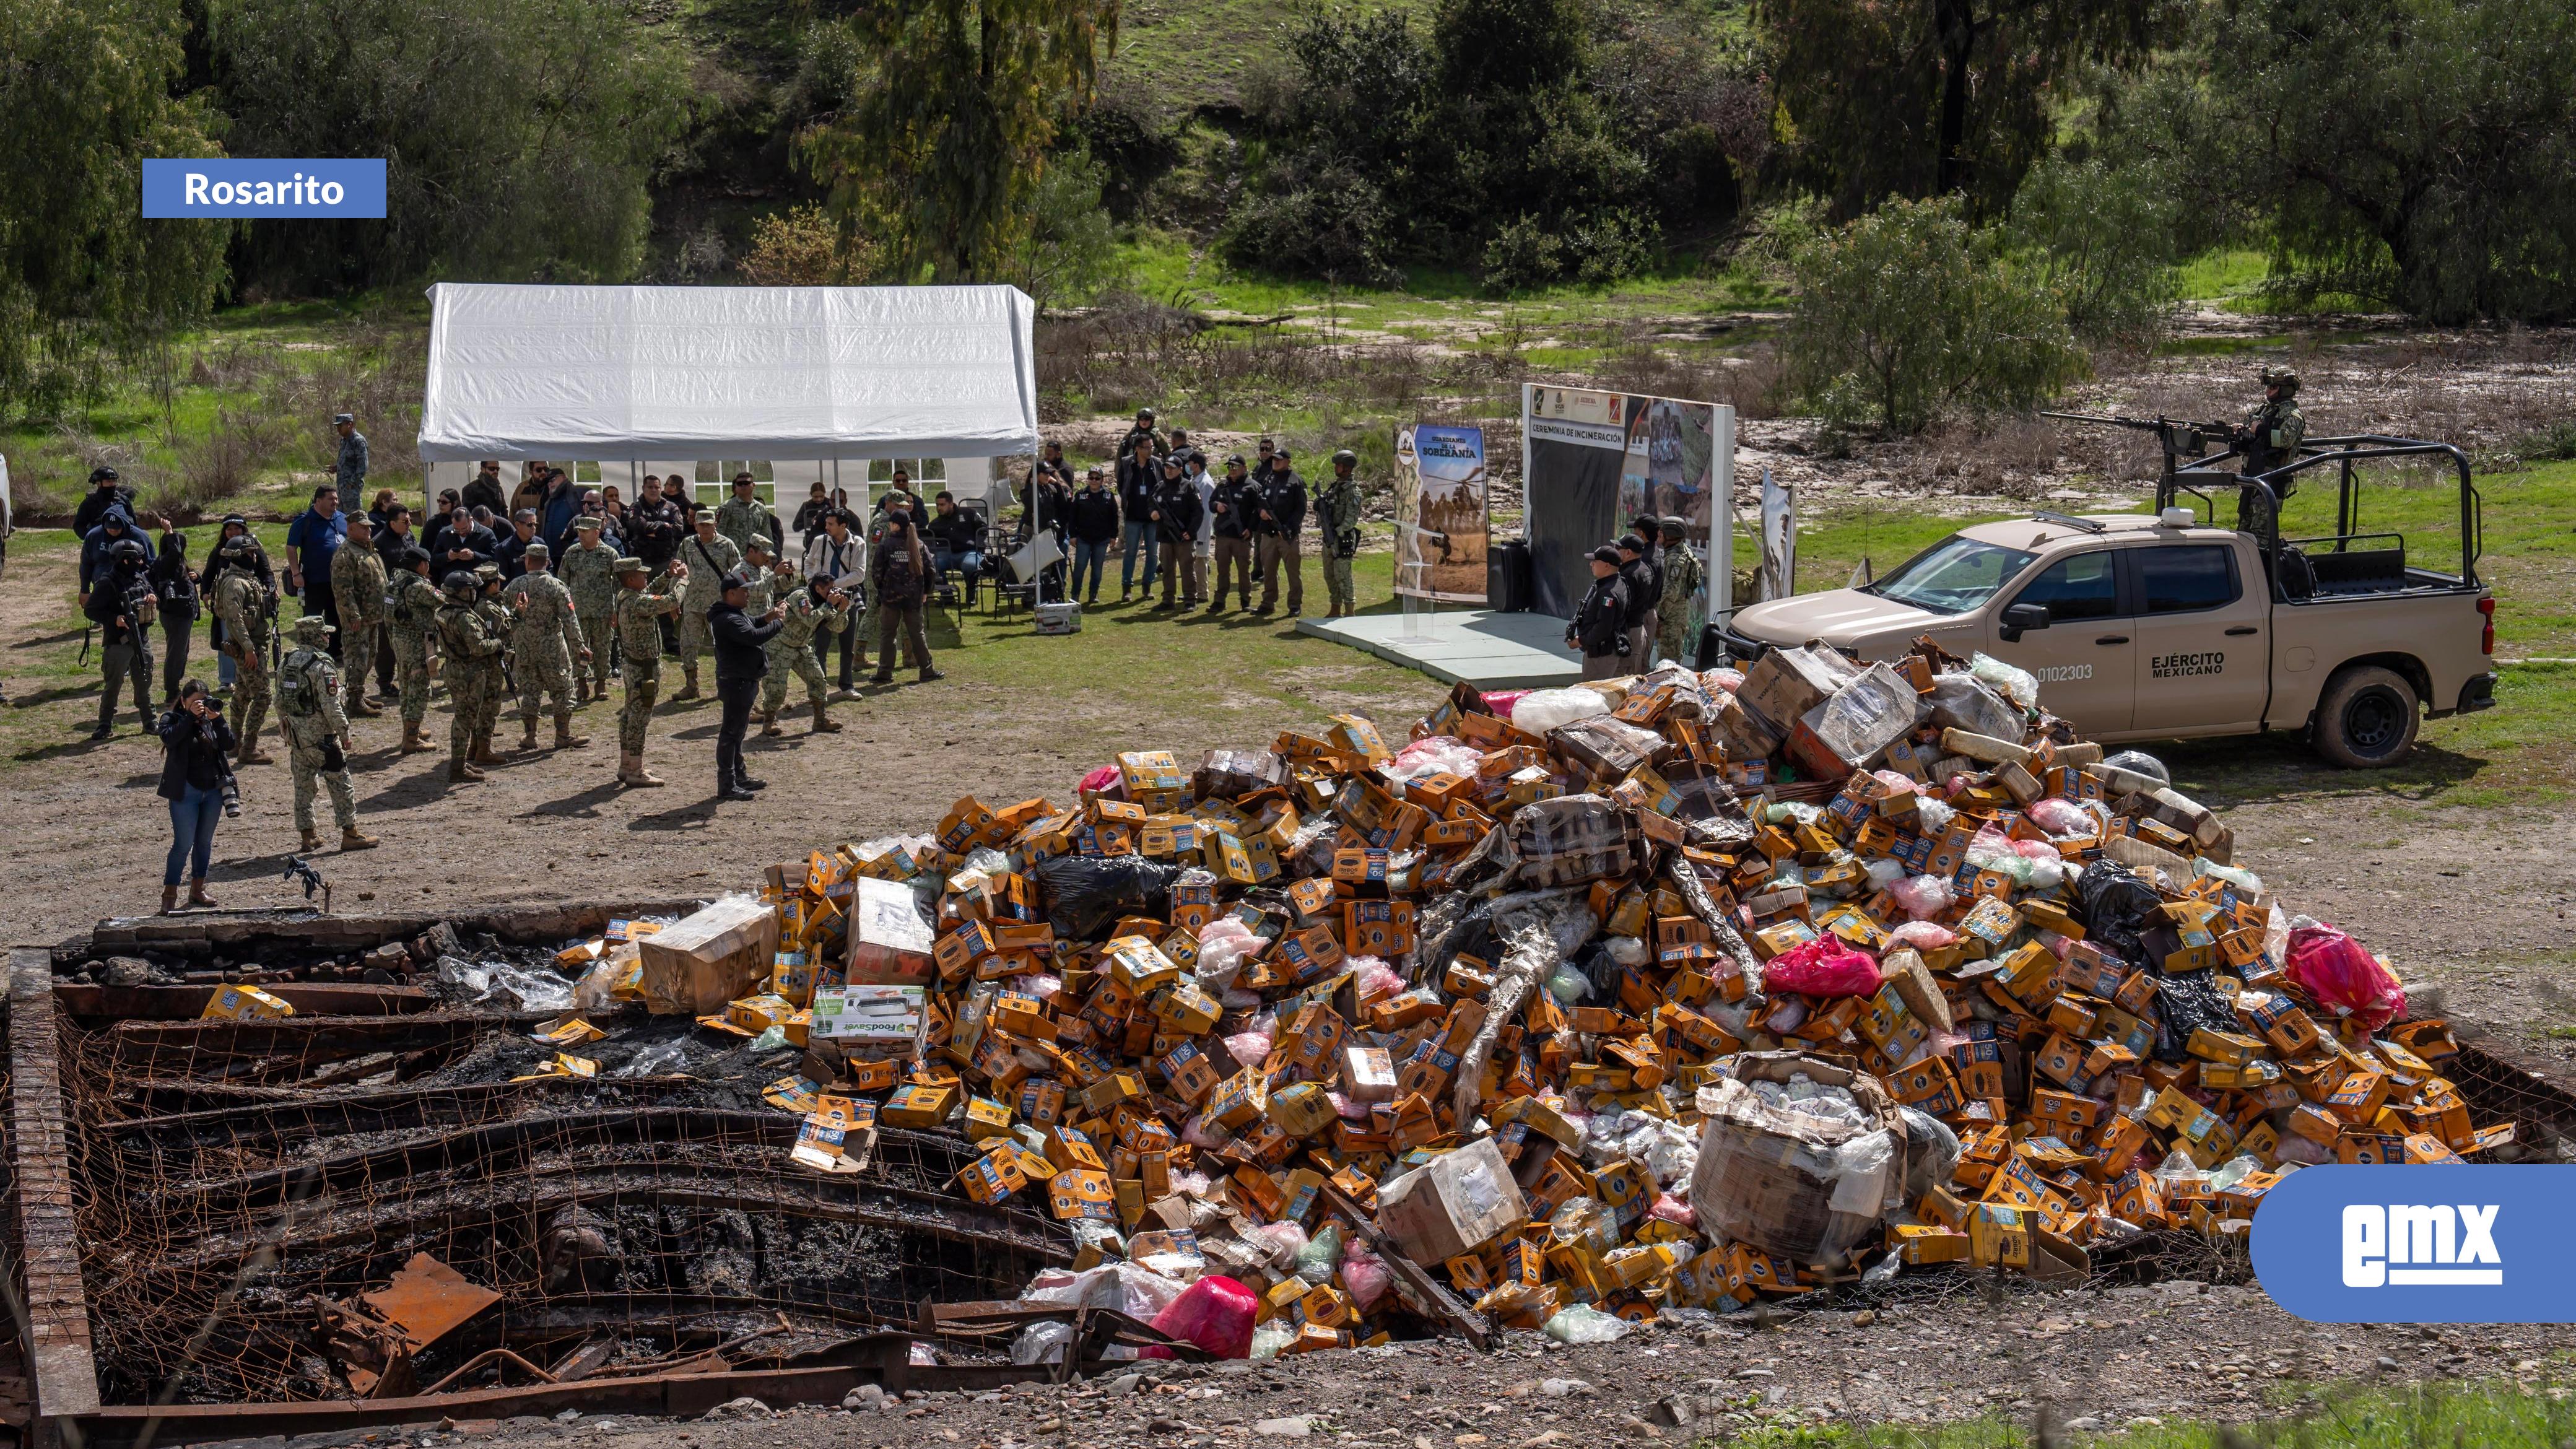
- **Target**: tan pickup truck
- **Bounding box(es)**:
[1716,440,2497,767]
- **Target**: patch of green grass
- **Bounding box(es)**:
[2174,247,2274,305]
[1704,1378,2576,1447]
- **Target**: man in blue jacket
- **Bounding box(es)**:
[284,485,349,658]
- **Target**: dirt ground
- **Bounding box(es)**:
[234,1292,2576,1449]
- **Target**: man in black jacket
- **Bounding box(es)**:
[1066,468,1121,604]
[436,505,499,574]
[626,476,685,579]
[73,468,137,537]
[1115,436,1162,600]
[921,491,985,601]
[1567,546,1632,682]
[1116,407,1167,463]
[870,513,942,684]
[1253,450,1308,617]
[1151,457,1203,609]
[708,572,786,801]
[460,461,508,516]
[150,524,201,707]
[1206,456,1258,614]
[1616,534,1656,665]
[89,536,159,738]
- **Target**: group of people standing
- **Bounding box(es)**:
[1036,409,1368,619]
[1567,515,1708,681]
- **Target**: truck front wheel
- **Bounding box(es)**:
[2312,665,2421,768]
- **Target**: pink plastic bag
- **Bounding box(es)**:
[1144,1274,1258,1359]
[1763,936,1882,998]
[1889,920,1957,951]
[1342,1243,1393,1312]
[1077,764,1123,796]
[1481,689,1529,718]
[2286,924,2406,1030]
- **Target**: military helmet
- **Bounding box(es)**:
[2262,368,2301,396]
[108,537,149,564]
[441,572,480,602]
[397,545,430,568]
[1661,515,1690,534]
[1331,448,1358,469]
[292,616,333,643]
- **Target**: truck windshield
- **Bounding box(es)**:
[1863,536,2038,616]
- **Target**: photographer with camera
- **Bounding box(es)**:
[155,679,238,913]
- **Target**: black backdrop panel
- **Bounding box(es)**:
[1525,435,1625,618]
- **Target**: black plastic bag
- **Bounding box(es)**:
[1034,854,1186,941]
[2074,860,2162,973]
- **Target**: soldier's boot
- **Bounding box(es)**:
[237,738,275,767]
[760,708,783,738]
[811,701,842,734]
[620,752,666,788]
[299,828,323,854]
[520,716,542,751]
[341,826,379,851]
[575,678,593,706]
[399,722,433,754]
[348,692,383,718]
[471,732,503,767]
[671,663,701,702]
[448,755,485,783]
[161,884,180,915]
[554,713,590,750]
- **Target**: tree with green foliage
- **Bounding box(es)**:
[2198,0,2576,323]
[1759,0,2159,217]
[1787,198,2086,435]
[206,0,689,293]
[2004,154,2182,347]
[799,0,1118,284]
[0,0,231,419]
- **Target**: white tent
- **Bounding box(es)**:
[416,283,1042,466]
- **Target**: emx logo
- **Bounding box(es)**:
[2255,1166,2567,1322]
[2343,1203,2501,1286]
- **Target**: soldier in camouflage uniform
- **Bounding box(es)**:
[209,536,279,765]
[2235,368,2308,529]
[273,616,378,852]
[1315,450,1365,619]
[330,511,390,716]
[434,571,508,783]
[559,515,620,703]
[612,555,688,787]
[739,536,784,612]
[671,514,740,701]
[760,559,850,737]
[1654,513,1705,667]
[386,547,443,753]
[715,473,775,555]
[469,564,515,763]
[504,540,591,751]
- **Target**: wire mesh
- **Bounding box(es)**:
[58,1012,1066,1406]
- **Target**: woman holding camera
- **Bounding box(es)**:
[157,679,237,913]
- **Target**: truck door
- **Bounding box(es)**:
[1993,547,2135,736]
[2125,542,2269,735]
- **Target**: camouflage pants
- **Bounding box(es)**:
[283,718,357,832]
[227,646,271,746]
[677,609,713,667]
[762,642,829,715]
[392,634,431,726]
[476,658,506,733]
[578,613,614,689]
[517,647,576,719]
[341,617,381,705]
[1325,554,1355,612]
[619,657,661,754]
[448,664,497,762]
[1658,616,1695,669]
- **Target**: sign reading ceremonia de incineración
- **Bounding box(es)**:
[142,159,387,219]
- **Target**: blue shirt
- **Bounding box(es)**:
[285,508,347,586]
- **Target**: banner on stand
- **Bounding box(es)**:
[1522,385,1730,620]
[1393,423,1489,603]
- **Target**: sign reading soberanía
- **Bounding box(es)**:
[142,159,388,219]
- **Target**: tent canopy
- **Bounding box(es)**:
[416,283,1041,464]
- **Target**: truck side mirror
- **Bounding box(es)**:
[1998,603,2052,642]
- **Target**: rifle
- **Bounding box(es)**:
[2040,412,2242,460]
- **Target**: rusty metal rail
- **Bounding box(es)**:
[10,949,98,1442]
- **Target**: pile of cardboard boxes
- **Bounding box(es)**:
[540,638,2502,1350]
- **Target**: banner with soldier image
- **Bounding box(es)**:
[1523,384,1731,620]
[1391,424,1489,603]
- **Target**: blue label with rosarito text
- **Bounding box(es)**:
[142,159,387,218]
[2251,1165,2572,1322]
